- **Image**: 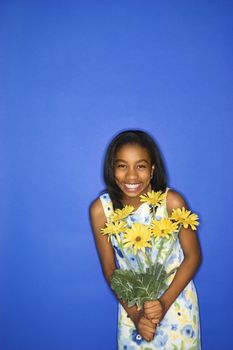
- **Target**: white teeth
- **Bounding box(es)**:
[125,183,140,189]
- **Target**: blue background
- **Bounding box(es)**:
[1,1,232,349]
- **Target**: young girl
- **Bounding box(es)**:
[90,130,201,350]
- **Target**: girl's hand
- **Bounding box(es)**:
[143,300,165,325]
[134,312,156,342]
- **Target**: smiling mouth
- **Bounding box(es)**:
[124,183,141,190]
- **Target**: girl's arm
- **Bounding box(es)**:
[144,190,201,322]
[90,198,156,342]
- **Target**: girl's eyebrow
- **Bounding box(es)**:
[115,159,150,164]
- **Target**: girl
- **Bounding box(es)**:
[90,130,201,349]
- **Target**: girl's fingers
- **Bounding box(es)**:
[144,301,154,308]
[140,328,155,341]
[143,334,154,342]
[145,304,162,311]
[144,300,161,309]
[144,310,162,319]
[144,305,163,313]
[144,308,162,315]
[151,318,160,324]
[140,322,155,332]
[139,325,157,342]
[140,318,156,332]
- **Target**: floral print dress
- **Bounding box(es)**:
[100,191,201,350]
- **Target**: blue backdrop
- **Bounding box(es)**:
[1,1,232,349]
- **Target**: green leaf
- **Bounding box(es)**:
[111,269,136,302]
[111,266,171,308]
[172,344,179,350]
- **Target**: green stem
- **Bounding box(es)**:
[118,241,135,274]
[135,254,144,273]
[154,234,178,296]
[153,237,165,275]
[164,235,177,264]
[142,249,152,269]
[155,280,162,299]
[155,223,182,279]
[160,223,182,270]
[152,205,156,219]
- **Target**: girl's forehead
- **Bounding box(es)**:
[115,143,151,159]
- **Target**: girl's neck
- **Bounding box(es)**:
[121,196,142,210]
[121,185,152,209]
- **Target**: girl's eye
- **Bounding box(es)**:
[117,164,126,168]
[137,164,147,169]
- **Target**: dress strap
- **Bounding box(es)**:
[99,193,114,221]
[164,187,170,214]
[165,187,170,195]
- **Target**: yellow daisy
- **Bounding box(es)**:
[171,207,199,230]
[140,190,166,206]
[101,221,127,242]
[110,205,135,222]
[123,223,152,255]
[151,218,179,239]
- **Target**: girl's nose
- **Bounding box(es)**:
[126,167,137,179]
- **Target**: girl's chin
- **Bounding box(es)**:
[123,192,141,198]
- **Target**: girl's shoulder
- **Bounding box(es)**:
[89,197,105,218]
[90,193,113,221]
[89,197,108,234]
[166,188,187,215]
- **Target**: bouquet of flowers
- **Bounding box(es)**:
[101,191,199,309]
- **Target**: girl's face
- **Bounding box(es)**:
[114,143,155,203]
